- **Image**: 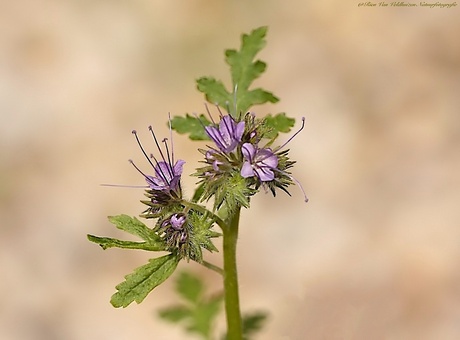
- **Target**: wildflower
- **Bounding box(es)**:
[241,117,309,202]
[205,115,245,153]
[157,213,189,252]
[240,143,278,181]
[130,122,185,206]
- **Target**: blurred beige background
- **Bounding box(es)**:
[1,1,459,339]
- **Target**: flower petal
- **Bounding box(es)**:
[235,121,245,142]
[240,161,254,178]
[257,149,278,168]
[205,126,226,151]
[155,161,173,183]
[241,143,256,162]
[219,115,235,146]
[173,160,186,176]
[255,166,275,181]
[171,214,186,229]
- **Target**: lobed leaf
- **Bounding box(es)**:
[108,215,162,244]
[176,271,204,304]
[195,26,279,118]
[242,312,269,339]
[111,254,180,308]
[158,306,192,322]
[159,271,223,339]
[196,77,232,109]
[187,294,223,337]
[226,26,268,92]
[221,311,269,340]
[263,113,296,139]
[237,89,279,116]
[226,26,279,114]
[170,113,212,141]
[87,234,165,251]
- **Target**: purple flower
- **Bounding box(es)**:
[130,124,185,200]
[145,159,185,192]
[205,115,245,153]
[169,214,186,230]
[159,213,189,248]
[240,143,278,182]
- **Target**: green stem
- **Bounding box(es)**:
[223,206,243,340]
[200,260,224,276]
[181,200,228,231]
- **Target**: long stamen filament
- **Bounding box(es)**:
[168,113,175,165]
[100,183,148,188]
[148,126,168,166]
[128,159,150,180]
[132,130,156,169]
[276,117,306,151]
[162,138,174,178]
[233,84,238,118]
[204,103,216,125]
[215,105,224,117]
[271,166,308,203]
[149,153,170,184]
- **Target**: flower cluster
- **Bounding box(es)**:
[128,122,219,261]
[196,110,308,206]
[129,125,185,217]
[156,213,189,255]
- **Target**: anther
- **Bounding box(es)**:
[276,116,306,151]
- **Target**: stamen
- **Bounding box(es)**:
[276,117,306,151]
[204,103,216,125]
[233,84,238,118]
[162,138,174,178]
[193,113,205,128]
[128,159,150,179]
[272,167,309,203]
[215,105,224,118]
[148,125,168,166]
[168,113,175,165]
[224,101,231,114]
[149,153,169,183]
[132,130,156,169]
[100,183,148,188]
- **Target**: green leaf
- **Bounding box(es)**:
[196,26,279,117]
[170,113,211,141]
[237,89,278,117]
[158,305,192,322]
[191,182,206,203]
[87,234,165,251]
[196,77,232,109]
[226,27,268,91]
[158,271,224,339]
[176,271,204,303]
[108,215,162,244]
[226,26,279,114]
[111,254,180,308]
[242,312,269,339]
[263,113,296,139]
[187,294,223,337]
[222,311,269,340]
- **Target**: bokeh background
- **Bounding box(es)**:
[1,1,459,339]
